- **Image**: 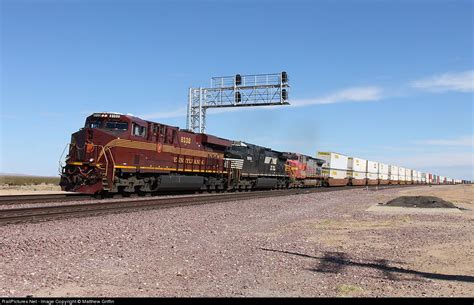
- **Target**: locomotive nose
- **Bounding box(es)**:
[70,129,90,161]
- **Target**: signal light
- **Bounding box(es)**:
[282,89,288,100]
[235,91,241,103]
[235,74,242,86]
[281,71,288,83]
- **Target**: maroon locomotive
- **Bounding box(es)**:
[60,112,233,194]
[60,112,327,195]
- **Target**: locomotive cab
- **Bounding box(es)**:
[84,113,130,135]
[60,113,133,193]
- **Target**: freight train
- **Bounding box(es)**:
[59,113,468,195]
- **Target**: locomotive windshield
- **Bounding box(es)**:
[86,119,128,131]
[104,121,128,130]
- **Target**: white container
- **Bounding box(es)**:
[378,163,389,180]
[367,172,378,180]
[347,157,367,172]
[389,165,399,181]
[412,170,418,182]
[406,169,412,182]
[347,170,367,179]
[378,163,389,174]
[322,168,348,179]
[317,152,348,170]
[367,161,379,174]
[317,152,348,179]
[347,157,367,180]
[398,167,406,181]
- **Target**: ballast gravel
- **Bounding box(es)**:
[0,185,472,297]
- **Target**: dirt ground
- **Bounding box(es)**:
[397,185,473,207]
[0,185,473,297]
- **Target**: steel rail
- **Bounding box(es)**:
[0,183,427,206]
[0,193,92,205]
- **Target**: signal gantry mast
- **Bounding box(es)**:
[186,72,290,133]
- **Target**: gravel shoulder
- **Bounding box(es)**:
[1,185,472,297]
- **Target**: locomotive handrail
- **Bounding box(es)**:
[95,145,109,176]
[93,144,117,182]
[105,146,116,182]
[58,143,70,174]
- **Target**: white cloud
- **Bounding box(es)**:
[138,86,384,119]
[411,70,474,93]
[414,135,474,147]
[291,86,383,106]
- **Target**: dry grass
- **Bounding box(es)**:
[0,175,60,186]
[337,284,364,296]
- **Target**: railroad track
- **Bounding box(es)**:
[0,193,92,205]
[0,183,423,206]
[0,184,425,226]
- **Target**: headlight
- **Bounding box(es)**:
[89,158,94,162]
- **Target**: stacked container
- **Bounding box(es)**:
[367,160,379,185]
[378,163,389,185]
[314,152,460,187]
[406,169,413,185]
[389,165,399,184]
[398,167,406,184]
[413,170,419,184]
[347,157,367,186]
[317,152,349,186]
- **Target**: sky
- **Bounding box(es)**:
[1,0,473,179]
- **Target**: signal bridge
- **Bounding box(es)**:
[186,72,290,133]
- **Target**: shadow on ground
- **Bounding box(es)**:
[260,248,474,283]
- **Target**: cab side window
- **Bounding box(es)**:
[132,123,146,137]
[152,124,159,135]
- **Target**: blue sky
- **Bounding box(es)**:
[1,0,473,179]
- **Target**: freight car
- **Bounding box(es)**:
[60,113,327,195]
